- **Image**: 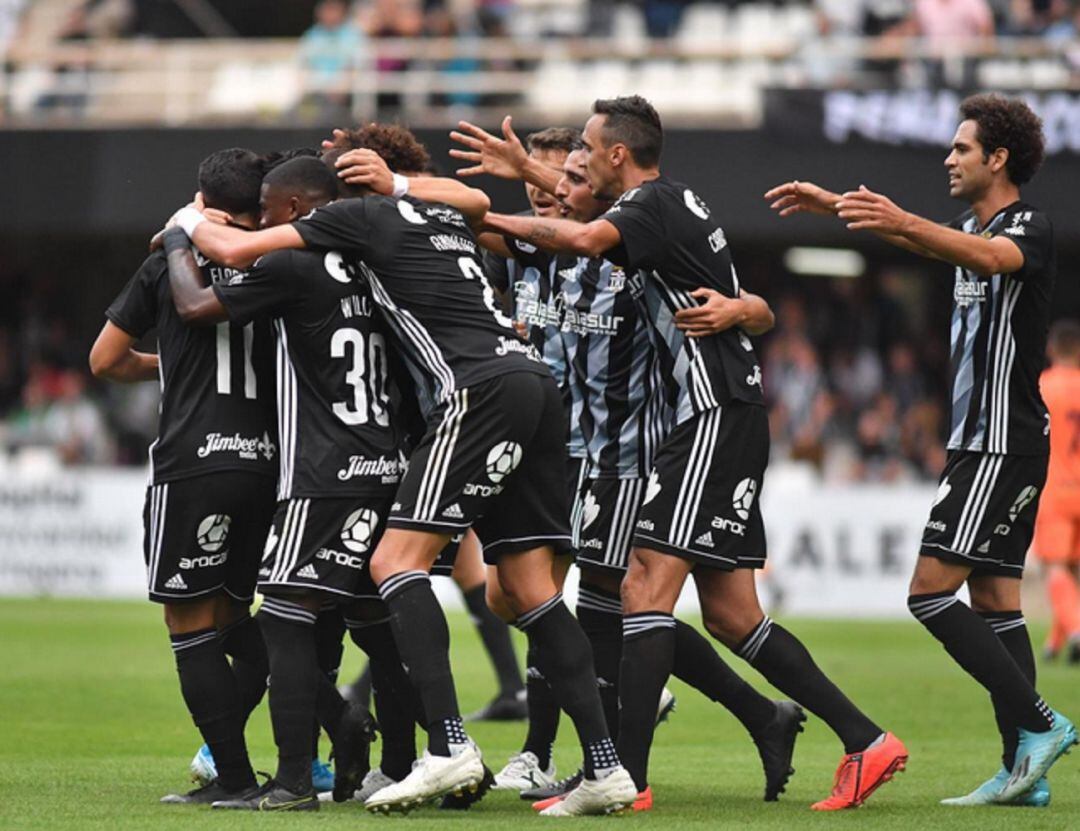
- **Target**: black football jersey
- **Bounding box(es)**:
[601,176,764,426]
[106,249,277,484]
[945,202,1055,456]
[292,197,550,407]
[213,248,409,499]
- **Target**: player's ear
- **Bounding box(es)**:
[610,143,627,169]
[989,146,1009,175]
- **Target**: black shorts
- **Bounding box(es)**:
[920,450,1047,577]
[259,493,459,599]
[633,403,768,570]
[574,475,645,574]
[388,372,572,562]
[143,472,276,604]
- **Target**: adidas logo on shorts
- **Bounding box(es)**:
[165,573,188,590]
[694,531,715,549]
[297,564,319,579]
[442,503,465,519]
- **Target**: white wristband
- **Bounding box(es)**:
[391,173,410,199]
[175,206,206,237]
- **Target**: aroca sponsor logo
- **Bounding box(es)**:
[180,552,228,570]
[316,548,366,570]
[711,516,746,537]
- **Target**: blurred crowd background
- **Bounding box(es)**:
[2,0,1078,484]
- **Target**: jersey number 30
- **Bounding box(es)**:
[331,328,391,426]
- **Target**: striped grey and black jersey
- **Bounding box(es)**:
[561,257,669,478]
[601,176,765,427]
[946,202,1054,456]
[486,238,587,459]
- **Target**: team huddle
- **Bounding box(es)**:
[89,93,1077,815]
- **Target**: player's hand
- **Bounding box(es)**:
[152,201,201,251]
[512,319,528,339]
[674,288,746,337]
[836,185,911,234]
[335,148,394,194]
[320,127,347,151]
[764,180,841,217]
[449,116,528,180]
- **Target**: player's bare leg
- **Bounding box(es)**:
[453,531,526,721]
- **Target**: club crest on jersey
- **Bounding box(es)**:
[732,478,758,521]
[608,268,626,293]
[684,189,711,220]
[746,365,762,388]
[486,441,523,484]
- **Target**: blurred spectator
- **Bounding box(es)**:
[7,366,113,466]
[298,0,365,120]
[643,0,691,38]
[892,0,996,42]
[360,0,424,112]
[0,0,26,58]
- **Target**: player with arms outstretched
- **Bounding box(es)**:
[766,92,1076,806]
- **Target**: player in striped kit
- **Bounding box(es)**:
[767,92,1076,806]
[485,95,905,811]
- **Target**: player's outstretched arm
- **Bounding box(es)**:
[764,180,844,217]
[836,186,1024,276]
[172,206,305,269]
[674,288,775,338]
[89,321,159,382]
[449,116,562,196]
[162,228,229,325]
[482,212,621,257]
[334,148,491,223]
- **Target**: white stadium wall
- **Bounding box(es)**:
[0,468,950,618]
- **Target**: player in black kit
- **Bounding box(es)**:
[162,155,430,810]
[766,93,1077,807]
[484,96,906,811]
[167,147,638,815]
[89,149,276,805]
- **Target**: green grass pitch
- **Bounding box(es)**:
[2,598,1078,829]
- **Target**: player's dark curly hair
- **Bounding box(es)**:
[326,123,431,175]
[525,127,582,155]
[197,147,264,216]
[262,146,320,174]
[592,96,663,168]
[959,94,1045,186]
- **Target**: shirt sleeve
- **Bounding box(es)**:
[995,209,1053,281]
[291,198,376,256]
[212,251,296,326]
[598,185,666,271]
[105,253,162,338]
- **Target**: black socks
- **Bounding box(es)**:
[673,619,776,734]
[736,616,882,754]
[577,582,624,738]
[521,641,560,770]
[379,571,465,756]
[617,612,676,791]
[257,598,320,792]
[218,614,269,728]
[978,609,1038,769]
[910,593,1053,734]
[518,593,617,779]
[170,627,255,794]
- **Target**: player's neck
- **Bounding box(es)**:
[969,181,1021,228]
[617,165,661,195]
